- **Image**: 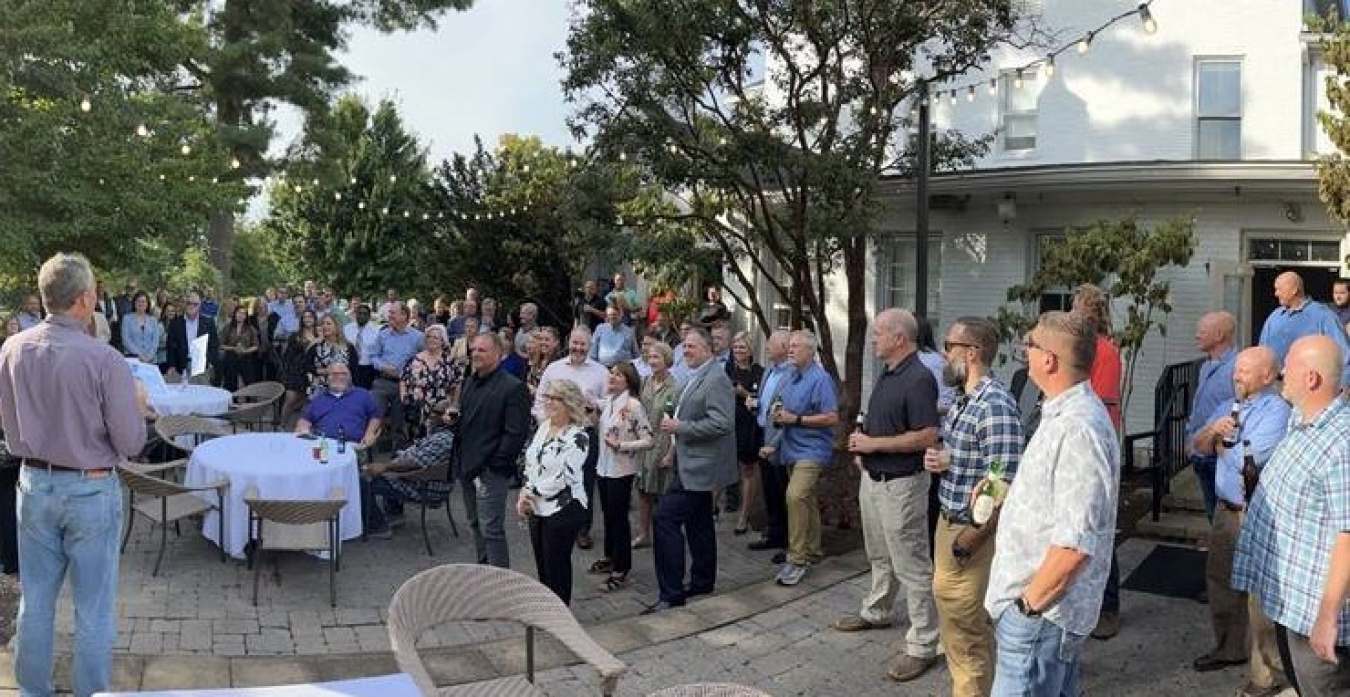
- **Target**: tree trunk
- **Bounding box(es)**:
[841,238,867,422]
[209,209,235,297]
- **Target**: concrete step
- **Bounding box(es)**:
[1162,494,1206,514]
[1135,510,1208,544]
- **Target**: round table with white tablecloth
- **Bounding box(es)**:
[149,384,233,416]
[184,432,363,558]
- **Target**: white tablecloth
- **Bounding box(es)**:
[93,673,419,696]
[150,385,233,416]
[185,433,363,559]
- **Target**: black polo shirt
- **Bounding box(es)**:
[862,351,939,477]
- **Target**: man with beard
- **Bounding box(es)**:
[924,317,1023,697]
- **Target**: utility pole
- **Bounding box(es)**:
[915,80,931,317]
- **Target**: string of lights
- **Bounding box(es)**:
[924,0,1159,110]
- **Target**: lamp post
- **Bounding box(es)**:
[915,80,931,318]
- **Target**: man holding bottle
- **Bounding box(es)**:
[1190,346,1290,697]
[924,317,1023,697]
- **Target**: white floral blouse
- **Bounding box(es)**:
[522,422,590,517]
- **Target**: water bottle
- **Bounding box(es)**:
[337,426,347,455]
[319,434,330,464]
[854,412,866,435]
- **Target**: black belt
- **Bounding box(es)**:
[22,459,113,478]
[1220,500,1244,513]
[865,469,916,483]
[940,508,973,526]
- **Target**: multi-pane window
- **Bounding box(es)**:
[880,236,942,319]
[1197,60,1242,160]
[1000,71,1038,151]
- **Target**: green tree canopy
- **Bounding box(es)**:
[560,0,1033,415]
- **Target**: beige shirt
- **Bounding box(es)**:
[0,314,147,469]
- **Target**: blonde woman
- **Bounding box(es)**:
[517,379,591,604]
[633,341,679,548]
[306,315,355,396]
[727,331,764,535]
[591,362,653,592]
[400,324,461,439]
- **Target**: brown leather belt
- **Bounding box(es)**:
[1220,500,1245,513]
[22,459,113,479]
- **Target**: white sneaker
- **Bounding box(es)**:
[776,562,809,586]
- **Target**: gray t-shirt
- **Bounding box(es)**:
[985,380,1119,636]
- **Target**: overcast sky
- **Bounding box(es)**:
[277,1,578,162]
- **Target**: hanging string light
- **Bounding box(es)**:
[79,97,91,113]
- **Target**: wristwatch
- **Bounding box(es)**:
[795,414,803,426]
[1015,596,1043,617]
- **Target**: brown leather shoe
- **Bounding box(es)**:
[1238,682,1285,697]
[1090,612,1120,640]
[885,654,937,682]
[832,615,892,632]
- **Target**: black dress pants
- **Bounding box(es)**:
[580,427,599,532]
[653,481,716,605]
[529,501,586,605]
[758,461,789,546]
[0,463,18,574]
[599,475,634,574]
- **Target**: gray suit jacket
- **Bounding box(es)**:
[673,361,738,492]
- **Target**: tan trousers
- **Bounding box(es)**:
[1206,505,1284,688]
[785,461,824,566]
[933,518,996,697]
[858,473,940,659]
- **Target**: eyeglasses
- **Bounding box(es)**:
[943,341,978,352]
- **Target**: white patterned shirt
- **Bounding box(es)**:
[985,380,1120,636]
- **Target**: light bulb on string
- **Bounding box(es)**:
[422,213,430,221]
[987,80,997,97]
[180,144,192,156]
[188,175,196,182]
[381,206,389,215]
[1077,33,1092,54]
[389,175,397,183]
[135,124,150,138]
[230,157,241,170]
[1043,57,1055,78]
[948,91,957,107]
[618,151,627,162]
[97,178,105,186]
[158,174,165,181]
[403,211,410,219]
[211,177,219,184]
[79,97,91,113]
[334,192,342,201]
[1138,4,1157,34]
[1014,70,1024,89]
[311,178,318,187]
[523,164,531,173]
[293,184,302,193]
[358,202,366,210]
[967,86,975,102]
[349,176,357,185]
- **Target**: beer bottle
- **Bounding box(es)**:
[1221,401,1241,449]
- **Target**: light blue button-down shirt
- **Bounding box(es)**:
[1258,299,1350,387]
[1204,389,1289,506]
[1185,348,1237,451]
[757,360,790,428]
[368,325,423,375]
[590,322,637,367]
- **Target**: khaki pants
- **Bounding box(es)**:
[859,472,939,659]
[785,461,823,566]
[1206,505,1284,688]
[933,517,996,697]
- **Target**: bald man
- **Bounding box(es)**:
[1257,271,1350,389]
[1186,312,1239,520]
[1189,347,1289,696]
[1234,336,1350,695]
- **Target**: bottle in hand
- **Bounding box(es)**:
[1221,401,1241,449]
[1241,440,1259,502]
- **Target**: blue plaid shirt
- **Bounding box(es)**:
[938,375,1024,517]
[1233,398,1350,644]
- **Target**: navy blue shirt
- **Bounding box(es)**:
[302,387,379,441]
[863,351,940,477]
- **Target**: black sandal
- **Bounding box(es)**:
[588,558,613,575]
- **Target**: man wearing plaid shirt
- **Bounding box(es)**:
[923,317,1022,697]
[1233,335,1350,696]
[361,399,456,538]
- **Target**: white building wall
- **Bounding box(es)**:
[935,0,1308,166]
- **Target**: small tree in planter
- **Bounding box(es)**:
[992,216,1197,430]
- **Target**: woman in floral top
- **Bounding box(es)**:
[400,324,461,440]
[516,379,591,604]
[590,362,653,592]
[305,315,355,396]
[634,341,679,548]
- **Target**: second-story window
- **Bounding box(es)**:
[1196,59,1242,160]
[1000,71,1037,151]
